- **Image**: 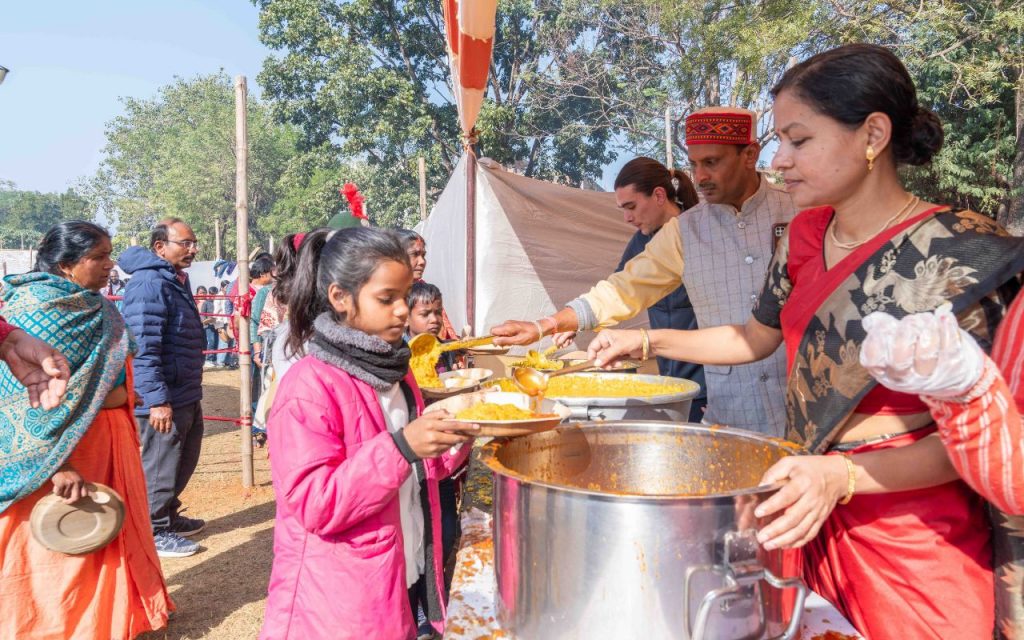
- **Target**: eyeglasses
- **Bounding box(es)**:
[167,239,199,250]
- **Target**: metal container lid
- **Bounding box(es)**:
[481,421,806,501]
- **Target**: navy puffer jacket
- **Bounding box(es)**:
[118,247,205,415]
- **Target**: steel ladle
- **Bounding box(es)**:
[513,360,597,397]
[408,332,496,357]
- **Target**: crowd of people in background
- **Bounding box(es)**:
[0,42,1022,640]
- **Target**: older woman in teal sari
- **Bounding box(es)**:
[0,221,173,639]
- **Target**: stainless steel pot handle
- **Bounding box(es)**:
[690,566,807,640]
[567,406,607,421]
[684,529,808,640]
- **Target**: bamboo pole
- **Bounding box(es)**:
[465,149,477,334]
[215,219,222,261]
[665,107,674,168]
[418,156,428,221]
[235,76,254,489]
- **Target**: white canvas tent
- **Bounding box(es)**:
[421,155,649,351]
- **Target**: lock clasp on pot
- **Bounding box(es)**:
[683,529,808,640]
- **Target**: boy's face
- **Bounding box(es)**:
[408,298,444,337]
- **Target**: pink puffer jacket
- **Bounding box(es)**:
[259,356,470,640]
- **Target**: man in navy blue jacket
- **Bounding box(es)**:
[119,218,206,558]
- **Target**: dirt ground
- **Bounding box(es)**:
[139,368,275,640]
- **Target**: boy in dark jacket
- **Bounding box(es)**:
[118,218,206,558]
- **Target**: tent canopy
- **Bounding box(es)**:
[421,155,649,350]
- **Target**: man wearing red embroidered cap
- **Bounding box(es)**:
[493,106,797,436]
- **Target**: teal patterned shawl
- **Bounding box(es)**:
[0,272,132,513]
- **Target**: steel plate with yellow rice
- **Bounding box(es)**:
[430,391,571,437]
[489,374,694,398]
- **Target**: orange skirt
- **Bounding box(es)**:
[0,394,174,639]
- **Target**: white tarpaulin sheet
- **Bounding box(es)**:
[421,155,649,348]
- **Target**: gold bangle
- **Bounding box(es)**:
[640,328,651,362]
[838,454,856,505]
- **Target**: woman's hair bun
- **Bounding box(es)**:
[898,106,944,166]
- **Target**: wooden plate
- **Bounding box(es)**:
[429,391,571,437]
[420,383,480,400]
[421,368,495,399]
[440,368,494,385]
[30,483,125,555]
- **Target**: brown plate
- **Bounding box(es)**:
[429,391,570,437]
[420,382,481,400]
[31,483,125,555]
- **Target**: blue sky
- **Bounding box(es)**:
[0,3,773,197]
[0,1,272,194]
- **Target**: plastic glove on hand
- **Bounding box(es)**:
[860,304,985,399]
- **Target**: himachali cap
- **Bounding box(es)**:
[685,106,757,145]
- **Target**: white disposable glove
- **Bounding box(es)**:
[860,304,986,399]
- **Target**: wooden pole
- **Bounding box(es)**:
[418,156,428,221]
[215,219,222,261]
[465,148,476,333]
[665,106,674,168]
[235,76,254,489]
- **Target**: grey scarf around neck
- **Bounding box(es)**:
[307,313,411,391]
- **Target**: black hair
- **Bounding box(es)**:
[150,217,186,249]
[408,281,442,309]
[287,227,411,356]
[771,43,943,166]
[210,286,219,295]
[394,228,425,250]
[250,252,274,279]
[196,285,208,294]
[220,280,230,288]
[614,157,699,210]
[34,220,111,276]
[270,233,303,308]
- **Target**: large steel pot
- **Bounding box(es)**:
[481,421,808,640]
[545,373,700,422]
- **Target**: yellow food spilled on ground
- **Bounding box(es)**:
[491,376,688,397]
[455,403,549,421]
[409,339,443,388]
[510,351,564,371]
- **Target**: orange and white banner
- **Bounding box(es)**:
[442,0,498,136]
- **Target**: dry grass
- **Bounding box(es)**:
[140,368,274,640]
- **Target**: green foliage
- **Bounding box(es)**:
[84,72,307,256]
[254,0,618,224]
[0,183,90,249]
[824,0,1023,221]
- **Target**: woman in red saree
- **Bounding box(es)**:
[589,44,1024,639]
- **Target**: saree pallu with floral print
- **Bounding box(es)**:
[754,207,1024,453]
[754,207,1024,640]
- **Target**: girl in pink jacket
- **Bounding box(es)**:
[259,228,478,640]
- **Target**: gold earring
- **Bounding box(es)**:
[866,145,876,172]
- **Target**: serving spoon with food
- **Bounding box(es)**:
[513,359,597,397]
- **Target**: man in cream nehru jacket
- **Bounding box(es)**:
[493,107,797,436]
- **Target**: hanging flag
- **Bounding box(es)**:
[442,0,498,136]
